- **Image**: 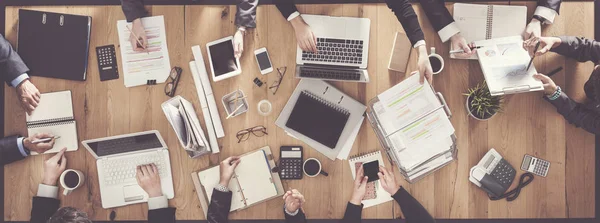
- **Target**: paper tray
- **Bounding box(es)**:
[366,92,458,184]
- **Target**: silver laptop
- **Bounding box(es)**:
[82,130,174,209]
[295,14,370,83]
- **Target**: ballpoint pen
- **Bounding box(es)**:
[32,136,61,144]
[526,42,541,71]
[449,46,483,54]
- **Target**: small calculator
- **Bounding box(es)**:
[279,146,303,180]
[521,155,550,177]
[96,45,119,81]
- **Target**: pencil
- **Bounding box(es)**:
[226,104,245,119]
[126,25,149,54]
[526,42,540,71]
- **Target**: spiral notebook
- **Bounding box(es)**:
[348,150,393,208]
[26,91,78,154]
[452,3,526,60]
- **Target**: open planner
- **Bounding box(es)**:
[276,79,366,160]
[162,96,213,158]
[191,146,284,217]
[452,3,527,60]
[366,75,457,183]
[26,91,78,154]
[476,36,544,96]
[348,151,393,208]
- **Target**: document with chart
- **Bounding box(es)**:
[476,36,544,96]
[117,15,171,87]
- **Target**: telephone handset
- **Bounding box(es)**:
[469,148,517,198]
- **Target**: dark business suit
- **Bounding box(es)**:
[0,135,27,166]
[275,0,424,46]
[545,36,600,135]
[0,35,29,87]
[120,0,258,28]
[30,196,176,223]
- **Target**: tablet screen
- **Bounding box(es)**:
[209,40,238,77]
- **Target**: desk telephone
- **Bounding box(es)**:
[470,149,518,198]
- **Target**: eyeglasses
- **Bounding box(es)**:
[164,67,183,97]
[236,126,268,143]
[269,67,287,95]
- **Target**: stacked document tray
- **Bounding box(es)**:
[366,75,457,183]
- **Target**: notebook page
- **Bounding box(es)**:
[26,91,74,123]
[28,121,78,154]
[198,166,246,211]
[453,3,489,43]
[491,5,527,39]
[234,150,278,206]
[348,151,393,208]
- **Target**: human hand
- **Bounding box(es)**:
[450,33,476,59]
[378,166,400,195]
[23,133,56,154]
[129,18,148,52]
[283,189,305,213]
[290,17,317,53]
[522,18,542,40]
[416,46,434,85]
[523,37,562,57]
[42,148,67,186]
[219,156,241,186]
[233,28,245,59]
[136,163,163,198]
[349,165,368,205]
[17,79,40,115]
[533,73,558,95]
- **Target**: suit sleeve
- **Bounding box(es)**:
[120,0,148,22]
[393,187,436,223]
[551,36,600,64]
[0,136,27,166]
[544,92,600,135]
[275,1,299,21]
[207,189,232,223]
[235,0,258,28]
[384,0,425,46]
[148,208,176,223]
[30,197,60,223]
[284,208,307,223]
[341,202,363,223]
[418,0,459,42]
[0,35,29,87]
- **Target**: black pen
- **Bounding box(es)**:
[449,46,483,54]
[546,67,563,77]
[526,42,540,71]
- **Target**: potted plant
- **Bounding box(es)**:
[464,82,504,120]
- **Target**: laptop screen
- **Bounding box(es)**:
[87,133,163,157]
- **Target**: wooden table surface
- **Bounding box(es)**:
[3,2,596,221]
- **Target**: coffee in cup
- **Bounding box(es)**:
[60,169,85,196]
[428,47,445,75]
[303,158,329,177]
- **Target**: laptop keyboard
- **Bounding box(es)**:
[302,38,364,64]
[102,152,168,186]
[96,136,163,156]
[299,67,362,81]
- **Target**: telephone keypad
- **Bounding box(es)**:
[491,159,516,188]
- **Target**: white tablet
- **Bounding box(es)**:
[206,36,242,82]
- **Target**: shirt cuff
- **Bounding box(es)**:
[438,22,461,43]
[287,11,301,22]
[534,6,558,24]
[17,137,29,157]
[214,184,230,192]
[37,184,59,199]
[413,40,426,49]
[10,73,29,88]
[148,195,168,210]
[284,205,299,216]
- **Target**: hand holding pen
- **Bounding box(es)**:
[23,133,58,154]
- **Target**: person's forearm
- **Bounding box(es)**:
[342,202,363,223]
[385,0,425,46]
[235,0,258,28]
[120,0,147,22]
[207,189,232,223]
[0,35,29,85]
[393,187,435,223]
[551,36,600,63]
[283,207,307,223]
[545,92,600,135]
[275,2,299,20]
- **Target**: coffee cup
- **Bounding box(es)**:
[429,47,445,75]
[60,169,85,196]
[303,158,329,177]
[257,100,272,116]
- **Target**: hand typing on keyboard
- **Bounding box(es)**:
[104,153,167,186]
[290,16,317,53]
[136,164,163,198]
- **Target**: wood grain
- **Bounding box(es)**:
[3,2,595,221]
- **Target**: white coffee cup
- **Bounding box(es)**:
[303,158,329,177]
[429,47,445,75]
[257,100,272,116]
[60,169,85,196]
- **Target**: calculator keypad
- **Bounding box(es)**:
[491,159,516,188]
[532,159,550,177]
[95,45,119,81]
[280,158,303,180]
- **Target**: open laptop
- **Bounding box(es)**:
[295,14,371,83]
[82,130,174,209]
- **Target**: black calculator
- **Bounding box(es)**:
[279,146,303,180]
[96,45,119,81]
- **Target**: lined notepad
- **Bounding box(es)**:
[26,91,78,154]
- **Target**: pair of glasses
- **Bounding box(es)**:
[164,67,182,97]
[236,126,268,143]
[269,67,287,95]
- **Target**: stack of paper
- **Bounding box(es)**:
[162,96,213,158]
[369,75,456,182]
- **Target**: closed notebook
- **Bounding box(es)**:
[285,91,350,149]
[26,91,78,154]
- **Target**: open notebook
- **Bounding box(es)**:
[26,91,78,154]
[348,151,393,208]
[452,3,527,59]
[194,148,281,213]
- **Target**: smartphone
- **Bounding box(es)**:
[254,48,273,75]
